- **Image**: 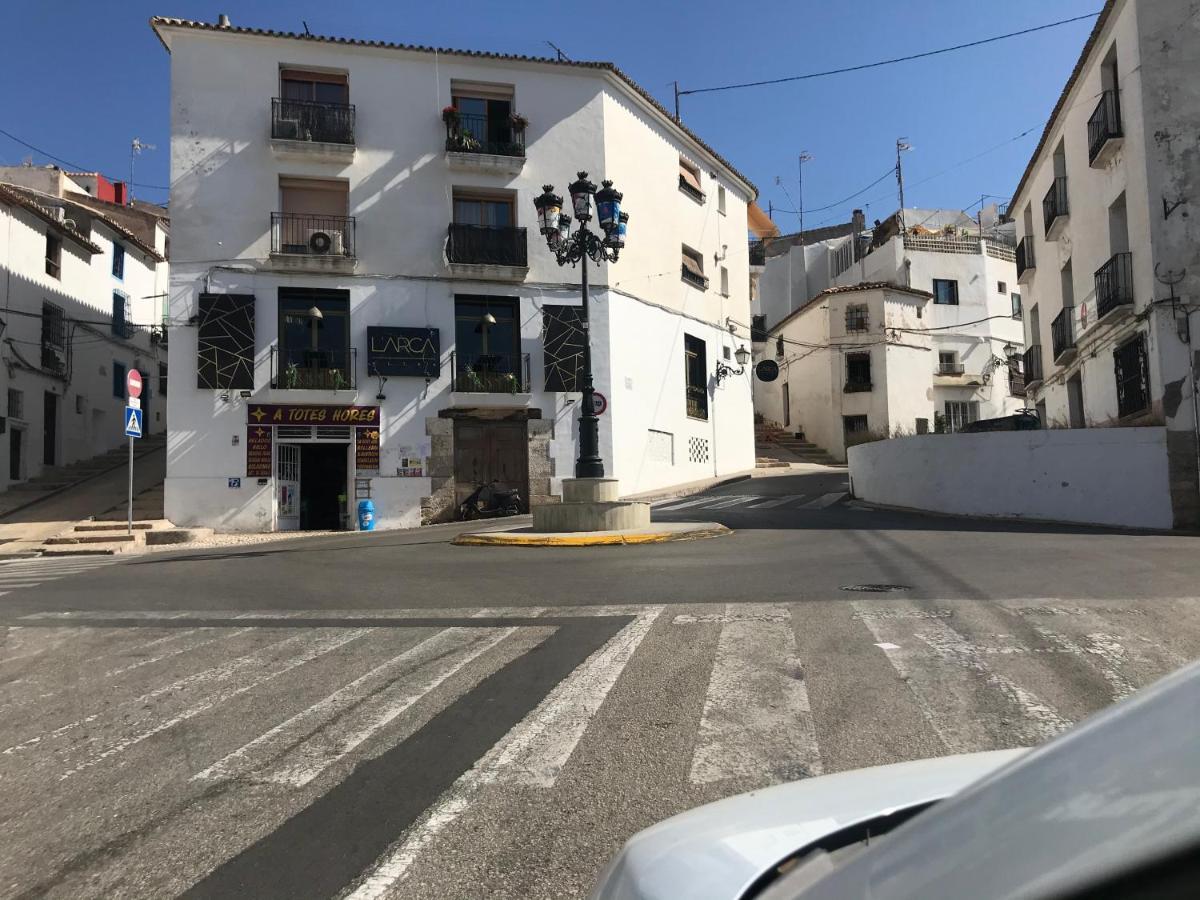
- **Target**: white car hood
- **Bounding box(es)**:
[590,749,1024,900]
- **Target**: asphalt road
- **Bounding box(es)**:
[2,468,1199,899]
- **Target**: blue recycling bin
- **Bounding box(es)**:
[357,499,376,531]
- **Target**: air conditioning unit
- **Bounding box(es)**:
[304,228,344,255]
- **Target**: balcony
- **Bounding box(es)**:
[681,264,709,290]
[1088,89,1123,166]
[270,98,356,162]
[936,362,965,376]
[446,223,528,281]
[270,213,357,272]
[1023,345,1044,389]
[449,351,532,408]
[843,380,873,393]
[444,113,526,175]
[1009,370,1026,397]
[271,346,357,391]
[1042,176,1069,240]
[1095,251,1134,323]
[678,174,705,203]
[749,240,766,269]
[1016,236,1035,282]
[1052,307,1076,364]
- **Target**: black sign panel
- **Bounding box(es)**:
[542,305,586,392]
[755,359,780,382]
[366,327,440,377]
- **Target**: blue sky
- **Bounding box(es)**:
[1,1,1099,229]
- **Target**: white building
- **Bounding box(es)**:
[152,15,756,533]
[0,168,168,490]
[753,207,1025,452]
[1009,0,1199,528]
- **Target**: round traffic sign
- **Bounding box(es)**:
[755,360,780,383]
[591,391,608,416]
[126,369,143,398]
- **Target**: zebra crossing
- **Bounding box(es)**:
[0,555,120,595]
[654,490,849,513]
[1,598,1196,899]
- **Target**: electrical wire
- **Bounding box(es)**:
[0,127,168,191]
[769,167,896,217]
[678,12,1100,96]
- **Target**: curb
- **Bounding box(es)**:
[625,473,753,505]
[452,524,731,547]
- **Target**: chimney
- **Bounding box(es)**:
[113,181,128,206]
[851,209,865,234]
[217,13,231,27]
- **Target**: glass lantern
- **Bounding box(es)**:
[533,185,563,237]
[568,171,596,221]
[594,180,622,232]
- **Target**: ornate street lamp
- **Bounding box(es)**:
[715,345,751,383]
[534,172,628,479]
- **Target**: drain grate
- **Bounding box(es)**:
[840,583,911,593]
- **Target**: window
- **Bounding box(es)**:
[1011,292,1022,319]
[8,389,23,419]
[111,242,125,280]
[158,363,168,397]
[944,401,979,433]
[843,415,868,434]
[720,266,730,296]
[932,279,959,305]
[684,334,708,420]
[276,177,351,255]
[277,288,351,390]
[845,304,869,333]
[452,192,514,228]
[112,292,131,338]
[41,302,65,374]
[449,82,521,155]
[751,315,767,342]
[454,295,521,392]
[775,335,785,358]
[113,361,126,398]
[280,68,348,105]
[681,245,707,289]
[45,233,61,279]
[997,281,1007,294]
[1114,333,1150,418]
[915,417,929,435]
[722,345,731,361]
[845,352,871,391]
[679,157,704,203]
[938,351,961,375]
[717,185,727,215]
[75,395,85,415]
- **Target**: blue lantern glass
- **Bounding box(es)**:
[594,180,622,232]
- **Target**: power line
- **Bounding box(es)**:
[770,167,896,217]
[678,12,1099,97]
[0,127,168,191]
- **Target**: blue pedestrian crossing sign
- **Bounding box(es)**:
[124,406,143,438]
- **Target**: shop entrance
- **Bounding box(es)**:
[276,441,349,531]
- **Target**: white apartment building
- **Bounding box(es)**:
[753,207,1025,451]
[1009,0,1199,527]
[756,283,933,461]
[152,15,756,533]
[0,168,168,490]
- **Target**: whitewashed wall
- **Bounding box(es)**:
[848,427,1173,529]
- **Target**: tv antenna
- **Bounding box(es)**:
[545,41,569,61]
[129,138,156,205]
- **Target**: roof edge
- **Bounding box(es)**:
[0,185,103,254]
[768,281,932,335]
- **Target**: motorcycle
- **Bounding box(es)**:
[457,480,523,520]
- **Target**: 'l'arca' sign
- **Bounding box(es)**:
[366,326,441,377]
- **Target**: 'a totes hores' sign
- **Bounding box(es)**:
[366,327,440,377]
[248,404,380,425]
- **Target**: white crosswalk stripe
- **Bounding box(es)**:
[797,491,849,509]
[656,491,849,512]
[0,557,120,593]
[745,494,808,509]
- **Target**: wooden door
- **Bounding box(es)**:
[42,392,57,467]
[453,420,528,511]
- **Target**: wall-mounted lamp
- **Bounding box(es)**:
[239,390,252,398]
[715,345,751,383]
[375,373,388,401]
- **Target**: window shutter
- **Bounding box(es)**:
[542,305,585,392]
[197,293,256,389]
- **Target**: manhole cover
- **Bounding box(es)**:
[840,584,911,593]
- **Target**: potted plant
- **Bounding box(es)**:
[441,104,459,125]
[508,112,529,132]
[284,361,300,389]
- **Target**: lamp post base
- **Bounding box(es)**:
[531,478,651,533]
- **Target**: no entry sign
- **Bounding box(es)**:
[126,369,143,399]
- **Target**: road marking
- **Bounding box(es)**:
[196,627,519,786]
[57,629,372,781]
[654,496,722,511]
[345,608,661,899]
[798,491,848,510]
[689,604,821,784]
[673,609,790,624]
[103,627,254,678]
[700,495,759,510]
[745,494,807,509]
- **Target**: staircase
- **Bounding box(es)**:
[8,433,167,494]
[754,421,840,466]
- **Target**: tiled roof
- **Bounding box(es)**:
[0,184,102,254]
[3,185,166,263]
[65,192,169,257]
[149,16,757,198]
[767,281,932,335]
[1009,0,1116,209]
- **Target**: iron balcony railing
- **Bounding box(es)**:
[1052,307,1076,361]
[271,98,356,145]
[271,346,357,390]
[1042,176,1069,236]
[450,351,531,393]
[444,112,525,157]
[1023,345,1044,386]
[750,314,768,343]
[936,362,965,375]
[844,379,873,393]
[678,175,705,203]
[1009,370,1026,397]
[681,264,709,289]
[749,240,766,267]
[446,223,528,267]
[1016,236,1035,278]
[271,213,356,258]
[686,384,708,419]
[1095,251,1134,320]
[1088,89,1122,163]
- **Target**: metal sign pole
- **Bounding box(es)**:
[128,436,134,535]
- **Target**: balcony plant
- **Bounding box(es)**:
[441,105,459,125]
[508,112,529,131]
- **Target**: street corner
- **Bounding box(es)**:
[451,521,732,547]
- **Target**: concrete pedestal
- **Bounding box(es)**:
[532,478,650,533]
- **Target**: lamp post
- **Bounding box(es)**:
[534,173,627,479]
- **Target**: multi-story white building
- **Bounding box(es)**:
[753,207,1025,452]
[0,167,168,490]
[152,15,756,533]
[1009,0,1199,527]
